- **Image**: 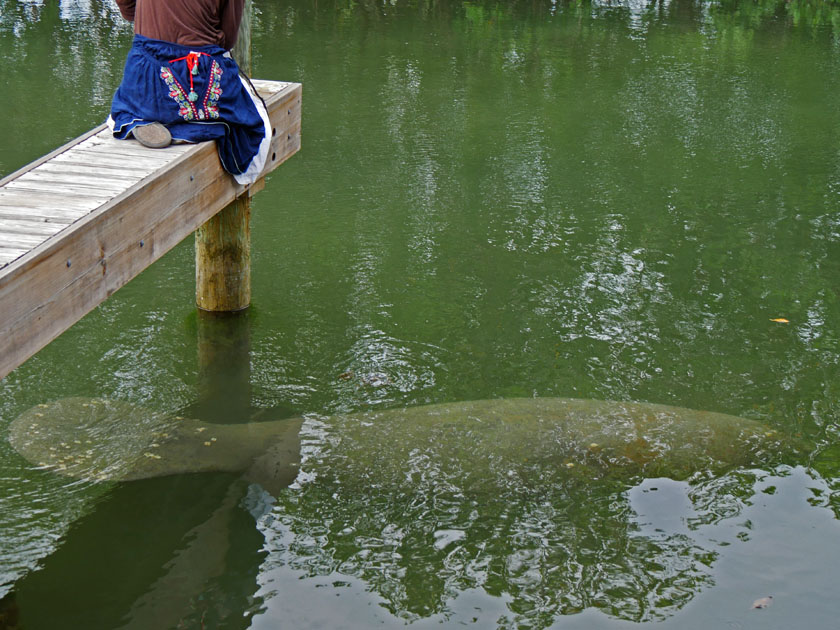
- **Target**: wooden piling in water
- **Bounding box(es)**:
[195,195,251,311]
[196,0,254,313]
[195,309,252,422]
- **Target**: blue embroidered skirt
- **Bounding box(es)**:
[109,35,269,185]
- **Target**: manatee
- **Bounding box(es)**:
[7,397,795,491]
[5,397,803,625]
[265,402,800,624]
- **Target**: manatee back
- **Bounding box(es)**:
[321,397,794,483]
[7,396,794,486]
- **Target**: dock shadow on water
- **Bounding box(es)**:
[4,391,813,629]
[1,309,298,630]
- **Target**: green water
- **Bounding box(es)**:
[2,0,840,627]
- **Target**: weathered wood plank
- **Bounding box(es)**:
[0,218,67,237]
[0,190,105,210]
[37,162,147,182]
[0,202,86,218]
[14,170,140,188]
[1,182,113,200]
[0,209,76,225]
[76,136,192,159]
[0,232,47,249]
[0,248,28,265]
[250,80,291,93]
[0,81,301,380]
[0,126,106,188]
[51,151,165,173]
[11,172,137,193]
[72,147,186,164]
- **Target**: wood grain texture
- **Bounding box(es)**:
[37,162,146,182]
[0,208,78,224]
[196,2,253,313]
[0,249,28,265]
[195,195,251,311]
[0,188,109,208]
[0,218,68,237]
[0,81,301,380]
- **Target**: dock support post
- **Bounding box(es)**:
[195,195,251,311]
[232,0,252,76]
[195,0,253,312]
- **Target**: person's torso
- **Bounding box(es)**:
[134,0,228,48]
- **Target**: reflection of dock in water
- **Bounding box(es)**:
[4,471,268,630]
[0,79,301,380]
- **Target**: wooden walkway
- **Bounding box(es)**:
[0,80,301,380]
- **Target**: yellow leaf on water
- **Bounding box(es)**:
[752,596,773,609]
[769,318,789,323]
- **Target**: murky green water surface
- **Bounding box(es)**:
[1,0,840,628]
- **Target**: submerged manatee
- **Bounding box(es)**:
[269,402,799,624]
[8,397,794,490]
[6,397,802,623]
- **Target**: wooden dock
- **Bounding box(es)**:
[0,80,301,380]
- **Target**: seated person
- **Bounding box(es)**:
[108,0,270,185]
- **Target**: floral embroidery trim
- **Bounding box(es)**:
[160,66,196,121]
[159,60,223,122]
[202,62,224,120]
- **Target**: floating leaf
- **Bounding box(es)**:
[752,596,773,609]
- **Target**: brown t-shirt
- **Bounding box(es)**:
[115,0,245,50]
